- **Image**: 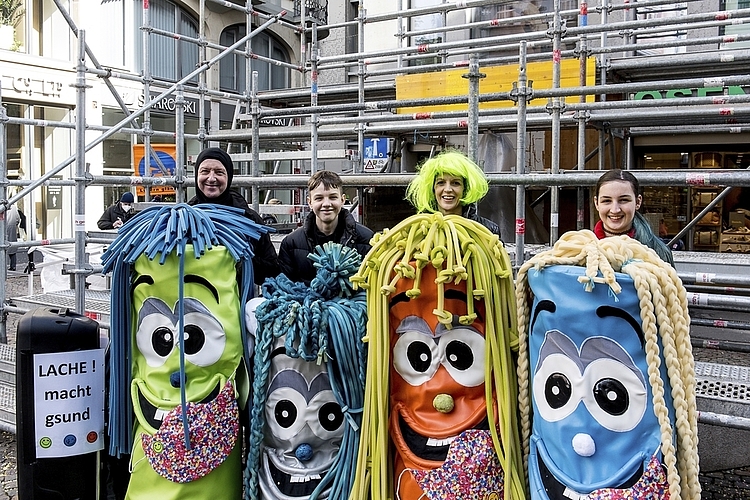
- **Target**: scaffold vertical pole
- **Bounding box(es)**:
[515,41,529,270]
[0,83,7,344]
[74,30,88,315]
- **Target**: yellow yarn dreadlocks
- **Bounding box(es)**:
[349,212,526,500]
[515,230,700,500]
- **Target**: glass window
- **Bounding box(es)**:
[474,1,577,59]
[409,0,443,67]
[0,0,26,52]
[721,0,750,49]
[135,0,199,84]
[635,3,687,55]
[219,25,290,92]
[103,107,200,203]
[4,103,23,179]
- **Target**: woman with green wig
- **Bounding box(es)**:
[406,149,501,236]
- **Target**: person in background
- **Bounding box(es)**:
[5,203,20,271]
[278,170,374,284]
[18,209,26,240]
[405,149,501,236]
[187,146,279,285]
[593,168,674,265]
[97,192,135,230]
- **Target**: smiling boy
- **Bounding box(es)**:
[278,170,374,284]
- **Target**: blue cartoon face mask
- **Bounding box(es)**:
[526,265,674,499]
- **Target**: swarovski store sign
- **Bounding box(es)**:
[115,88,202,118]
[139,92,200,117]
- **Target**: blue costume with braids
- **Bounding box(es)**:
[244,242,367,500]
[101,203,271,499]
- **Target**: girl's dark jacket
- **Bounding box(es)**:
[463,204,501,237]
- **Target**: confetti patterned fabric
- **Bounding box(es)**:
[410,430,504,500]
[142,381,239,483]
[586,456,669,499]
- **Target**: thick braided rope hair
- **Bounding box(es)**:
[101,203,271,458]
[349,212,526,500]
[244,242,367,500]
[515,230,700,500]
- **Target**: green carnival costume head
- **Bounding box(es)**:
[101,203,271,499]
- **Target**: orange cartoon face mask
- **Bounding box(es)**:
[389,265,503,500]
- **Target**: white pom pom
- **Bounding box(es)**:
[571,433,595,457]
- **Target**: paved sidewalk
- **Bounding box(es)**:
[0,432,16,500]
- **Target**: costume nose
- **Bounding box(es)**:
[433,394,455,413]
[572,433,595,457]
[295,443,314,462]
[170,372,186,388]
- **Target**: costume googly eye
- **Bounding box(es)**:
[181,311,226,367]
[307,392,345,441]
[533,353,583,422]
[136,313,177,367]
[438,327,485,388]
[266,387,308,442]
[582,358,647,432]
[393,330,440,386]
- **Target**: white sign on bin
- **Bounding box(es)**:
[33,349,105,458]
[363,137,389,172]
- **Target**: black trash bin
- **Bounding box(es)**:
[16,307,102,500]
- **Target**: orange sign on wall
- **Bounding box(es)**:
[132,144,177,197]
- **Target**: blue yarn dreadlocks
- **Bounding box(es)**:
[244,242,367,500]
[101,203,272,458]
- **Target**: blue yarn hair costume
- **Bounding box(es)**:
[101,203,271,459]
[244,242,368,500]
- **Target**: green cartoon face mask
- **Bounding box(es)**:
[130,244,243,434]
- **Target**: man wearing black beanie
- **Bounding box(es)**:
[187,147,280,285]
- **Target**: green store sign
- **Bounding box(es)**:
[633,86,750,99]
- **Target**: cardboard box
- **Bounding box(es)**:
[729,210,750,229]
[695,230,719,245]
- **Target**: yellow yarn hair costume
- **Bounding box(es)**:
[349,212,526,500]
[515,230,700,499]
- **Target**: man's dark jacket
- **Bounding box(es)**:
[97,203,134,230]
[188,190,280,285]
[279,208,373,284]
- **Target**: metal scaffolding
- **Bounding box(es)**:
[0,0,748,454]
[0,0,748,326]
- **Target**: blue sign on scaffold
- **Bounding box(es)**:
[363,137,389,172]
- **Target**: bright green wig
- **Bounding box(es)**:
[405,149,490,213]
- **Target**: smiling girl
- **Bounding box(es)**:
[594,169,674,265]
